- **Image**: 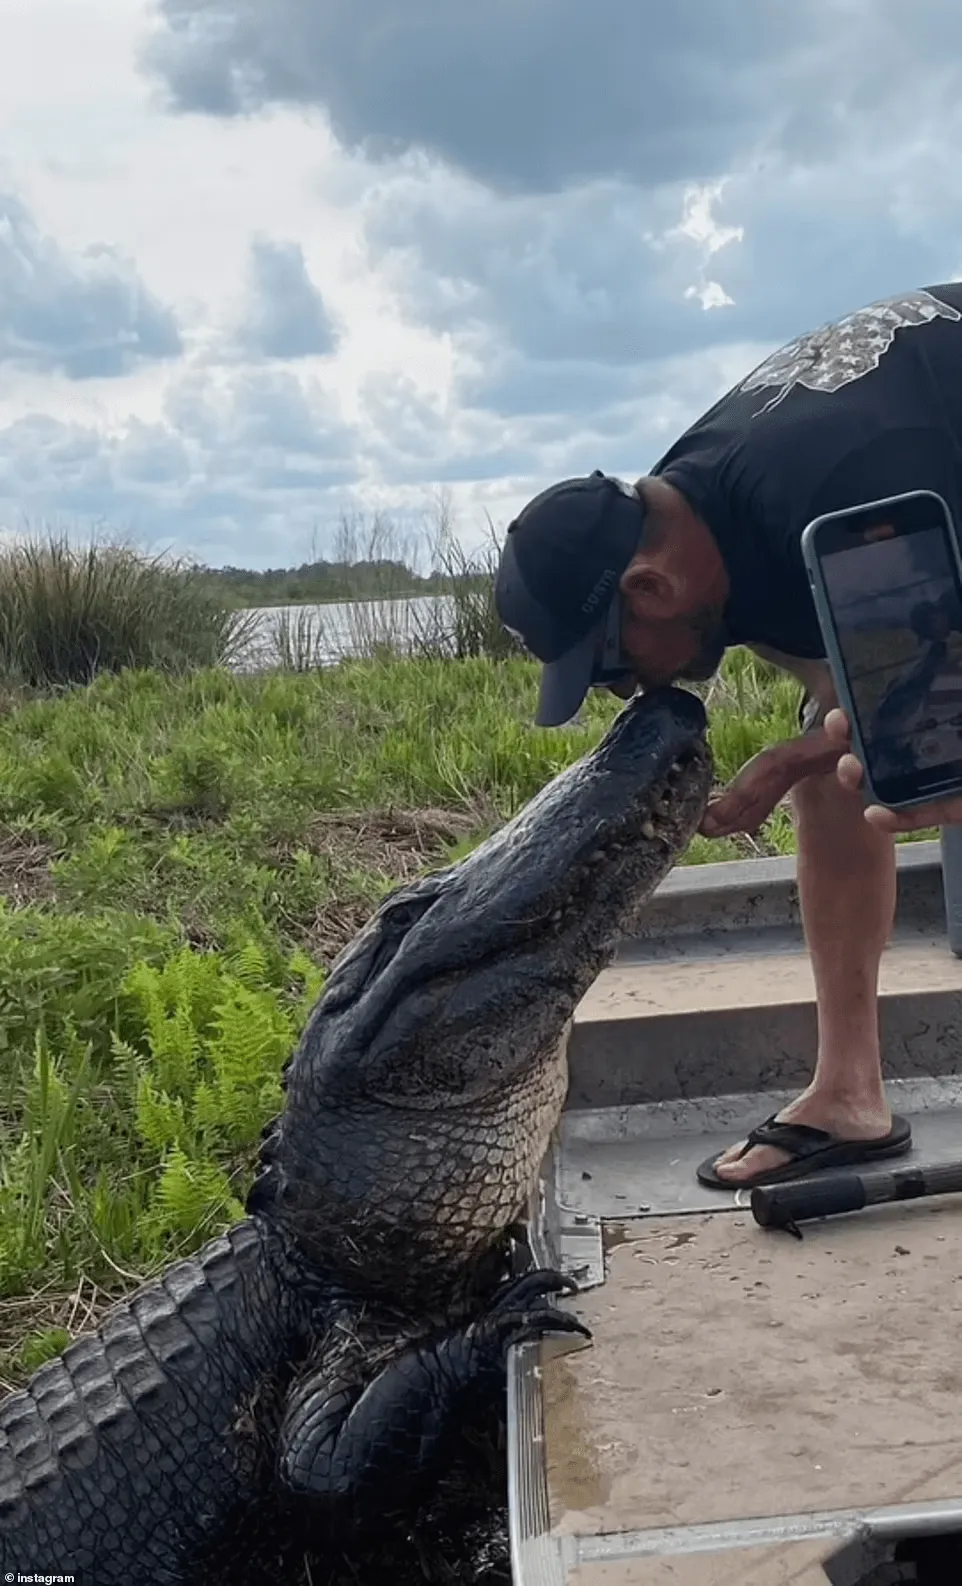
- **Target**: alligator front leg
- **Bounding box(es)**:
[275,1268,588,1527]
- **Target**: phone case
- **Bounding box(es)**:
[800,490,962,811]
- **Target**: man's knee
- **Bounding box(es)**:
[798,693,827,736]
[796,665,837,740]
[792,752,895,854]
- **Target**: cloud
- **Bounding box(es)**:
[232,236,336,359]
[161,366,360,504]
[142,0,841,194]
[0,325,767,563]
[361,167,737,368]
[142,2,962,199]
[355,367,549,485]
[0,192,182,379]
[114,418,192,487]
[0,416,113,515]
[140,1,962,391]
[0,364,362,565]
[357,110,962,391]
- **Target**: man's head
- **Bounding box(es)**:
[495,470,731,725]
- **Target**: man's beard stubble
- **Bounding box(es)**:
[677,606,731,683]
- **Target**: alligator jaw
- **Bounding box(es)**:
[249,686,713,1300]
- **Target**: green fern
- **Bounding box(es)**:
[286,946,326,1030]
[135,1073,192,1155]
[18,1327,73,1374]
[207,987,287,1140]
[145,1145,244,1252]
[223,937,270,991]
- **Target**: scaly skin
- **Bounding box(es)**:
[0,688,713,1583]
[0,1218,320,1581]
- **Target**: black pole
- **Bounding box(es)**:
[750,1159,962,1236]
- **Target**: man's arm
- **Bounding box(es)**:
[700,729,846,837]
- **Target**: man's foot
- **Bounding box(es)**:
[702,1091,905,1187]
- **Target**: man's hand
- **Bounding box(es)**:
[825,708,962,831]
[700,731,846,838]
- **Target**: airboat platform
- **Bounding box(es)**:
[508,841,962,1585]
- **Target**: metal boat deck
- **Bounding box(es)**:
[508,841,962,1585]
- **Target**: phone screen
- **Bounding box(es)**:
[820,518,962,804]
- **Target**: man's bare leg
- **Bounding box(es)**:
[711,762,897,1184]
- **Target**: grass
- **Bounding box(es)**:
[0,533,938,1393]
[0,529,261,687]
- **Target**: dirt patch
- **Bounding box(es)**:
[282,804,497,965]
[0,826,57,908]
[0,1274,131,1394]
[305,804,490,864]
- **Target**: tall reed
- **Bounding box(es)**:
[0,530,259,688]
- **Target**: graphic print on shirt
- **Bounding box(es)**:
[739,289,962,416]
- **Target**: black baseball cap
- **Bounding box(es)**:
[495,470,645,726]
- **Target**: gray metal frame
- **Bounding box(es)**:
[941,825,962,955]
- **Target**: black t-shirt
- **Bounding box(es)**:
[649,283,962,660]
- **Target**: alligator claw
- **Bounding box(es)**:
[483,1266,579,1317]
[487,1307,593,1352]
[469,1265,591,1358]
[274,1265,590,1524]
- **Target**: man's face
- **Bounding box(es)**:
[600,598,729,698]
[584,479,732,702]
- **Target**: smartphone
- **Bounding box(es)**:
[801,489,962,810]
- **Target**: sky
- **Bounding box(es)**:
[4,1,962,570]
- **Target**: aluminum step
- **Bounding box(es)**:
[568,841,962,1108]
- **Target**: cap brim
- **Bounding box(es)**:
[535,628,598,726]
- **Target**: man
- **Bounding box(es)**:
[494,283,962,1189]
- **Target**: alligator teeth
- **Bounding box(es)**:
[640,820,656,840]
[587,849,606,863]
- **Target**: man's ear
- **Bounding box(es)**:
[620,558,681,618]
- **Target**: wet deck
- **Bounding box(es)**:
[543,1205,962,1539]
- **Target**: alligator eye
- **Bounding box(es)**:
[383,893,438,931]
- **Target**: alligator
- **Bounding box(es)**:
[0,685,712,1585]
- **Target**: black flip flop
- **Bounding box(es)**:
[696,1113,913,1190]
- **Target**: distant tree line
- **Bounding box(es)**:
[197,558,489,609]
[196,504,501,610]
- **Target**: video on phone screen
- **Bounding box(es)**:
[821,526,962,782]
